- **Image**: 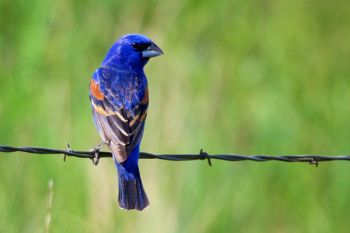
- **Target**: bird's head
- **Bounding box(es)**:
[102,34,163,71]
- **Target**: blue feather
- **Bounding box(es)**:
[115,144,149,210]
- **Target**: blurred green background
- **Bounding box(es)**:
[1,0,350,232]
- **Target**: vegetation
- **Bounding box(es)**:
[1,0,350,232]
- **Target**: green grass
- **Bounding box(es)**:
[1,0,350,232]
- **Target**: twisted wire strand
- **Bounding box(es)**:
[1,145,350,166]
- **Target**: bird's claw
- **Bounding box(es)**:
[91,147,100,165]
[90,140,110,165]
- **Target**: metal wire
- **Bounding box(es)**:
[1,145,350,167]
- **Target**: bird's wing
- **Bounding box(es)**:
[89,67,148,162]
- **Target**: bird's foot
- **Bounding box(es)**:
[90,140,110,165]
[91,147,100,166]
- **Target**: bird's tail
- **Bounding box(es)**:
[114,146,149,210]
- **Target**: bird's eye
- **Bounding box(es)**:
[131,42,151,51]
[131,42,142,51]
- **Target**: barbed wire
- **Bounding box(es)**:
[1,145,350,167]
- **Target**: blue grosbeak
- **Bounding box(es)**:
[89,34,163,210]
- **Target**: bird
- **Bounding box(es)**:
[89,34,163,210]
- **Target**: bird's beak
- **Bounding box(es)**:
[142,43,164,58]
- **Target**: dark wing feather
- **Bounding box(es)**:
[89,67,148,162]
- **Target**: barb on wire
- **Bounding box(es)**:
[1,145,350,167]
